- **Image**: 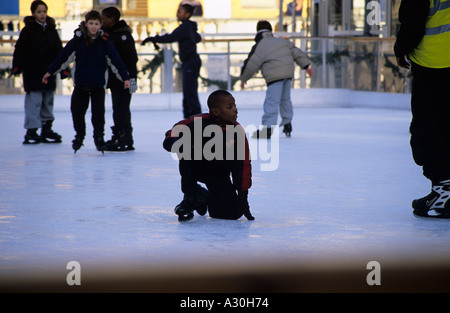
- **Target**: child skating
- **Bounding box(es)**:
[142,3,202,118]
[43,10,130,154]
[101,6,138,151]
[12,0,64,144]
[240,20,313,139]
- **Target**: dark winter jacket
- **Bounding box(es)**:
[12,16,63,92]
[393,0,429,59]
[163,113,252,192]
[103,20,138,89]
[47,22,129,89]
[150,20,201,62]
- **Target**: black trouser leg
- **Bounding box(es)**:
[179,160,202,195]
[90,88,106,137]
[71,87,90,139]
[410,63,450,184]
[111,87,132,130]
[179,159,243,220]
[205,179,243,220]
[111,87,133,145]
[181,56,202,118]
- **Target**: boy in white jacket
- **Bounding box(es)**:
[240,20,313,138]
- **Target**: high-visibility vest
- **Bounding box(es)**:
[409,0,450,68]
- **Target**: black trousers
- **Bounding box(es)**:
[179,159,244,220]
[410,62,450,184]
[110,86,133,144]
[181,56,202,118]
[71,87,105,138]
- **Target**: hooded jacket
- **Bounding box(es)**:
[103,20,138,89]
[240,30,310,85]
[150,20,201,63]
[12,16,63,92]
[47,22,129,89]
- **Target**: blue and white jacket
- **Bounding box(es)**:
[47,22,129,89]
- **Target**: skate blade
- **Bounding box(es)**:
[41,139,62,143]
[177,212,194,222]
[413,210,450,219]
[105,147,127,152]
[23,140,40,144]
[96,148,105,155]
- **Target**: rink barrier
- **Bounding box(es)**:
[0,88,411,113]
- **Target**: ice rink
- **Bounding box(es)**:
[1,91,450,293]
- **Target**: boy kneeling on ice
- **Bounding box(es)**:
[163,90,254,221]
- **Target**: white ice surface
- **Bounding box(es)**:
[1,91,450,280]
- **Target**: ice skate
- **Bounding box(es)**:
[174,186,209,221]
[413,180,450,218]
[105,127,127,152]
[41,121,62,143]
[282,123,292,137]
[174,195,195,222]
[94,135,107,155]
[251,127,272,139]
[72,136,84,154]
[124,127,135,151]
[23,128,41,144]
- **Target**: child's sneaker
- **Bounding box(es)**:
[23,129,41,144]
[413,179,450,218]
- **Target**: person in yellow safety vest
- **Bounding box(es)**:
[394,0,450,219]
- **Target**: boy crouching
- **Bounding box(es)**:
[163,90,254,221]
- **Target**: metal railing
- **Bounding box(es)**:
[0,33,410,95]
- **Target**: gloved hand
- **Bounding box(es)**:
[238,190,254,220]
[129,78,137,94]
[11,67,22,76]
[152,41,161,51]
[60,69,71,80]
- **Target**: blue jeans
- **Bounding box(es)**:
[262,79,293,127]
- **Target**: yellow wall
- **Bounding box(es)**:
[148,0,183,19]
[147,0,280,19]
[231,0,280,19]
[19,0,306,19]
[20,0,67,17]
